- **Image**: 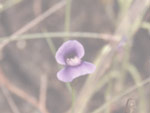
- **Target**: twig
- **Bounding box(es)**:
[0,0,66,51]
[92,77,150,113]
[1,87,20,113]
[39,75,48,107]
[33,0,42,16]
[0,69,38,107]
[0,68,50,113]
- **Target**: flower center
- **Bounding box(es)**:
[66,56,81,66]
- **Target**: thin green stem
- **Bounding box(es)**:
[0,0,22,13]
[92,76,150,113]
[43,30,76,113]
[46,38,56,55]
[42,31,56,55]
[64,0,75,112]
[64,0,71,40]
[0,32,119,41]
[127,64,147,113]
[104,74,112,113]
[141,22,150,30]
[116,0,133,26]
[96,70,120,92]
[117,39,130,96]
[66,83,73,93]
[66,83,75,113]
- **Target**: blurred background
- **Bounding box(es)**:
[0,0,150,113]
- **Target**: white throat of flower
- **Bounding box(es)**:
[66,56,81,66]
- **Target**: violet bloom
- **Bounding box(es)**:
[56,40,96,82]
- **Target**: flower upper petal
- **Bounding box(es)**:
[55,40,85,65]
[57,61,96,82]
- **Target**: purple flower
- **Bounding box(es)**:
[55,40,96,82]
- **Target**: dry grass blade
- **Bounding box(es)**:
[67,0,150,113]
[0,68,50,113]
[1,87,20,113]
[0,0,66,51]
[92,77,150,113]
[39,75,48,107]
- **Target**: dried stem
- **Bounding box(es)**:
[0,68,50,113]
[39,75,48,107]
[0,0,66,51]
[0,1,66,113]
[67,0,150,113]
[1,87,20,113]
[92,77,150,113]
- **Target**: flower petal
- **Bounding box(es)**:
[57,68,73,82]
[56,40,85,65]
[57,61,96,82]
